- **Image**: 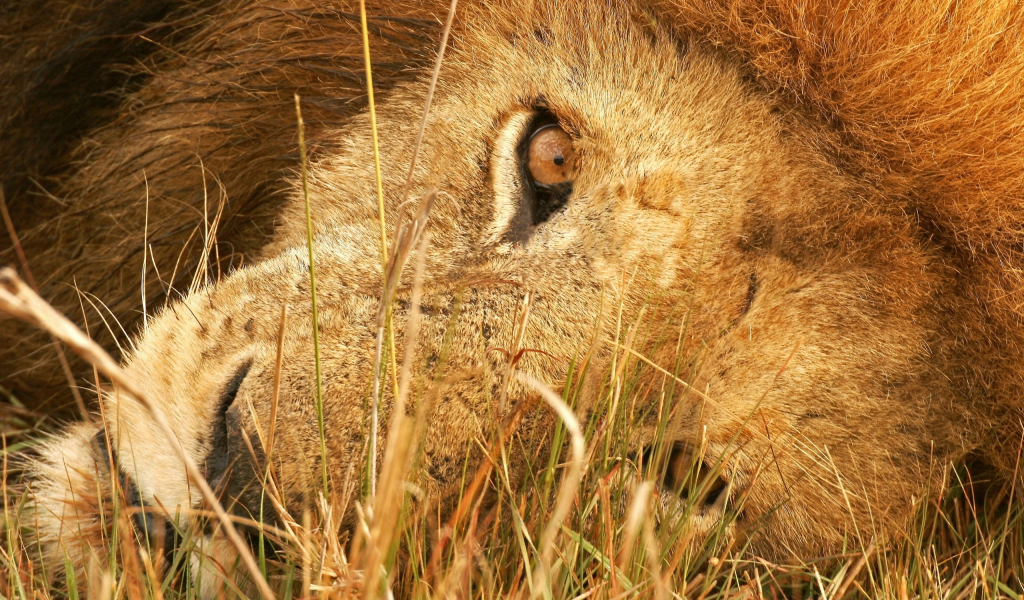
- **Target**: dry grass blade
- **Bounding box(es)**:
[607,337,713,403]
[370,191,436,502]
[266,304,289,465]
[357,0,389,280]
[362,192,435,595]
[498,291,533,415]
[518,373,586,599]
[0,267,275,600]
[373,193,436,432]
[397,0,458,209]
[0,190,37,292]
[831,540,875,599]
[618,481,654,568]
[295,93,329,498]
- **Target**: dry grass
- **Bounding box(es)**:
[0,261,1022,599]
[0,324,1022,599]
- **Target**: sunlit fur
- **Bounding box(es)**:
[6,0,1023,592]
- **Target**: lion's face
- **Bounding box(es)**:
[105,0,969,561]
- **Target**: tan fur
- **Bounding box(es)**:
[24,423,114,588]
[4,0,1023,591]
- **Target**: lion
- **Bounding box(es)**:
[3,0,1023,594]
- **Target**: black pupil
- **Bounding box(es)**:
[553,155,564,166]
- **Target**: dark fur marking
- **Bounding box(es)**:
[743,272,758,315]
[200,360,279,533]
[204,360,253,490]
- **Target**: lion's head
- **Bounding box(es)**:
[7,0,1024,586]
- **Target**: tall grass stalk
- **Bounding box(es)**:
[358,0,400,504]
[293,95,329,500]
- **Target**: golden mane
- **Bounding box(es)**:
[664,0,1024,452]
[663,0,1024,252]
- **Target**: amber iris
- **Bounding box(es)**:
[526,124,575,185]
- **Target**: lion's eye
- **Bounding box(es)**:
[504,113,576,238]
[527,124,575,185]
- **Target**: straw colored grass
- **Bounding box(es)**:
[0,317,1021,599]
[1,259,1022,598]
